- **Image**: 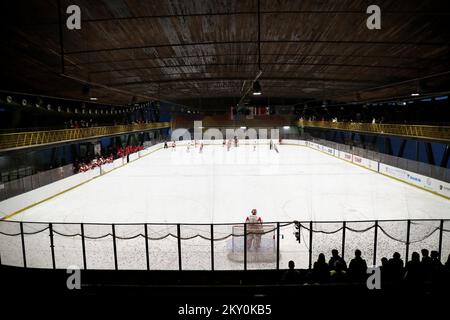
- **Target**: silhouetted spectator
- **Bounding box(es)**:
[281,260,301,284]
[328,249,347,271]
[313,253,330,283]
[405,252,421,283]
[430,250,444,282]
[388,252,404,282]
[445,254,450,271]
[330,260,347,283]
[348,249,367,282]
[380,257,391,282]
[430,251,443,270]
[421,249,433,281]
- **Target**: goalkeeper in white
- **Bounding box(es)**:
[245,209,263,250]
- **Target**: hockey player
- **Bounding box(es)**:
[171,140,176,151]
[269,139,273,150]
[199,142,204,153]
[273,143,279,153]
[245,209,263,250]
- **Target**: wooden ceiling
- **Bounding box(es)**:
[1,0,450,108]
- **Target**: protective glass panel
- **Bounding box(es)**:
[377,221,407,266]
[53,223,83,269]
[0,221,23,267]
[147,224,178,270]
[344,222,375,267]
[279,222,309,270]
[84,224,114,269]
[247,223,277,270]
[213,224,241,270]
[23,223,52,268]
[181,224,211,270]
[408,221,440,261]
[312,222,343,268]
[442,221,450,264]
[116,224,147,270]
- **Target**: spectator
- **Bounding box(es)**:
[330,260,347,283]
[281,260,302,284]
[348,249,368,282]
[312,253,330,283]
[430,251,443,270]
[380,257,390,282]
[388,252,404,282]
[430,250,444,282]
[328,249,347,271]
[445,254,450,271]
[421,249,433,281]
[404,252,421,283]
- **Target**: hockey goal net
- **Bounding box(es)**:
[228,224,278,263]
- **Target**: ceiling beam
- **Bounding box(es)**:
[65,39,447,55]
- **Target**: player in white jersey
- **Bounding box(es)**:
[171,140,176,151]
[245,209,263,250]
[227,139,232,151]
[273,143,279,153]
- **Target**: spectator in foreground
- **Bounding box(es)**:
[404,252,421,283]
[328,249,347,271]
[388,252,404,282]
[430,250,443,270]
[421,249,433,281]
[348,249,368,282]
[281,260,302,284]
[330,260,347,283]
[312,253,330,283]
[380,257,390,282]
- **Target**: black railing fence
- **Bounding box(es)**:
[0,219,448,271]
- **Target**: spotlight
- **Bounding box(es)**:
[252,80,262,96]
[283,126,290,129]
[6,96,13,104]
[90,97,98,101]
[411,93,420,97]
[22,99,28,106]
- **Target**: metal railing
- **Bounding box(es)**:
[305,136,450,183]
[300,120,450,142]
[0,219,448,271]
[0,122,170,151]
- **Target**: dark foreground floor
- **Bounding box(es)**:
[1,265,447,318]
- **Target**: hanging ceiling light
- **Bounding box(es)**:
[252,80,262,95]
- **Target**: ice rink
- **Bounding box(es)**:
[1,142,449,271]
[8,143,450,224]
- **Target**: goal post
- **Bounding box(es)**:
[228,223,278,263]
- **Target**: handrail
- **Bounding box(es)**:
[0,122,170,151]
[299,120,450,142]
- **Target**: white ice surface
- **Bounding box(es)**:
[9,144,450,224]
[1,144,449,270]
